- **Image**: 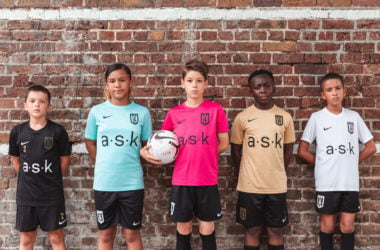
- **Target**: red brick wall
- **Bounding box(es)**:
[0,3,379,250]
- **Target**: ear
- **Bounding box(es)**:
[23,102,27,111]
[204,79,208,87]
[343,87,347,97]
[181,78,185,89]
[321,90,326,100]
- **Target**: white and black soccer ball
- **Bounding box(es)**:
[148,130,179,164]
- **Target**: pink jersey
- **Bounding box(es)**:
[161,100,229,186]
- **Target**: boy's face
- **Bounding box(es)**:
[106,69,132,103]
[24,91,50,120]
[181,70,208,101]
[249,74,275,109]
[321,78,346,109]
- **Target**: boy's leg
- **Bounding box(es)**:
[320,214,335,250]
[265,193,288,249]
[339,212,356,250]
[47,228,66,250]
[20,231,37,250]
[267,227,284,248]
[177,221,192,250]
[245,226,262,246]
[98,226,117,250]
[122,228,143,250]
[199,220,216,250]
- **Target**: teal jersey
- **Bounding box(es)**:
[85,101,152,191]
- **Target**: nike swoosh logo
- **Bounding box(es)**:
[323,127,332,131]
[21,141,30,146]
[58,220,67,225]
[248,118,256,122]
[132,221,141,226]
[217,212,223,217]
[154,134,176,140]
[177,119,185,124]
[103,115,111,119]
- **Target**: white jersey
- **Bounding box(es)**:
[301,108,373,192]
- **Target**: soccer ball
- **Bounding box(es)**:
[148,130,179,164]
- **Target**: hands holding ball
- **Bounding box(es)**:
[140,130,179,165]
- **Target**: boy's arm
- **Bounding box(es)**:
[359,139,376,162]
[231,143,242,167]
[283,142,294,169]
[297,140,315,165]
[60,155,70,175]
[217,132,229,154]
[85,139,97,162]
[10,156,20,173]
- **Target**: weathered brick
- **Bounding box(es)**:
[283,0,316,6]
[18,0,50,7]
[263,42,297,52]
[218,0,251,8]
[317,0,352,6]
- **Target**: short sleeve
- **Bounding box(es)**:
[284,113,296,144]
[217,105,229,133]
[301,113,317,144]
[161,110,174,131]
[231,114,244,145]
[141,108,153,141]
[8,126,20,156]
[58,126,72,156]
[84,108,97,140]
[356,114,373,144]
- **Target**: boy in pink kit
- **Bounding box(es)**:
[141,59,229,249]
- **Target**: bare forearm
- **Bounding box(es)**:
[85,139,97,161]
[359,139,376,162]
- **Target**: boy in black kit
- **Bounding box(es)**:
[8,85,71,250]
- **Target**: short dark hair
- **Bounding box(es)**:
[105,63,132,80]
[319,73,344,91]
[248,69,274,85]
[182,59,209,80]
[26,84,51,103]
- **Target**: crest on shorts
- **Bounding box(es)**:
[275,115,283,126]
[239,207,247,221]
[200,113,210,126]
[316,195,325,209]
[347,122,354,134]
[44,136,53,150]
[130,113,139,125]
[170,202,175,216]
[97,210,104,224]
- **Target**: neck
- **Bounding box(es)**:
[254,102,274,110]
[110,98,131,106]
[185,98,204,108]
[326,105,343,114]
[29,118,48,130]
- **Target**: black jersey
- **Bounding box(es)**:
[9,120,71,206]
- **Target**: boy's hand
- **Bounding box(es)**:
[140,145,163,165]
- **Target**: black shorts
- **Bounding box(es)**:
[16,204,67,232]
[94,189,144,230]
[169,185,222,222]
[236,192,288,228]
[315,191,360,214]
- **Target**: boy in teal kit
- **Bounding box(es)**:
[298,73,376,250]
[141,59,229,249]
[9,84,71,250]
[85,63,152,250]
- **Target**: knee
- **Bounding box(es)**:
[123,229,141,243]
[246,226,261,238]
[98,229,116,243]
[20,232,37,247]
[48,232,64,245]
[267,227,283,238]
[199,221,215,235]
[177,222,193,235]
[340,222,354,234]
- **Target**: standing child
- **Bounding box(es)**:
[231,69,295,250]
[297,73,376,250]
[8,84,71,250]
[85,63,152,250]
[141,59,229,249]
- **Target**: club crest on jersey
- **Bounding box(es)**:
[347,122,354,134]
[200,113,210,126]
[44,137,53,150]
[97,210,104,224]
[275,115,283,126]
[316,195,325,209]
[130,113,139,125]
[239,207,247,221]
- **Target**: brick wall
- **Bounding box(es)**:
[0,2,379,249]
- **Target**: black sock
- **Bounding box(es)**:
[177,231,191,250]
[200,231,216,250]
[244,246,260,250]
[320,231,334,250]
[268,244,284,250]
[341,232,355,250]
